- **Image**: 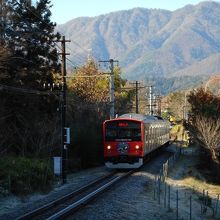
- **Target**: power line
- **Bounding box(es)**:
[11,0,111,78]
[66,57,80,69]
[57,36,71,184]
[3,17,63,67]
[68,39,102,63]
[17,0,88,70]
[13,0,107,71]
[99,59,118,119]
[129,81,146,114]
[13,0,90,65]
[0,83,59,96]
[13,0,61,49]
[65,74,109,78]
[10,0,72,74]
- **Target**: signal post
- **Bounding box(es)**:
[59,36,70,184]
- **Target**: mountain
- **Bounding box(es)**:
[56,1,220,94]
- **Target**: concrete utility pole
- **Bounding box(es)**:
[59,36,70,184]
[130,81,145,114]
[99,59,118,119]
[154,95,162,116]
[149,85,153,115]
[130,81,140,113]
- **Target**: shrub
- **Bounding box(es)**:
[0,157,54,195]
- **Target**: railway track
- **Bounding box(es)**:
[16,169,136,220]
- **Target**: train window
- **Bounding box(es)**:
[118,129,131,138]
[133,129,141,140]
[106,129,117,138]
[105,120,141,141]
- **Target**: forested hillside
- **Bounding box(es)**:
[57,1,220,94]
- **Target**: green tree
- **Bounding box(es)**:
[66,59,133,168]
[4,0,60,87]
[0,0,61,157]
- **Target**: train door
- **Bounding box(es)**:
[150,126,154,150]
[145,124,150,153]
[159,124,162,145]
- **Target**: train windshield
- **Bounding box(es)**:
[105,120,141,141]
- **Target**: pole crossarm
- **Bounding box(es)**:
[65,74,110,78]
[56,36,71,184]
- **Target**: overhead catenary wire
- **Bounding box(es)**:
[10,0,75,72]
[13,0,116,75]
[2,2,93,93]
[13,0,100,66]
[67,37,103,63]
[13,0,62,50]
[66,57,80,69]
[65,74,110,78]
[0,83,60,96]
[20,3,110,68]
[8,0,120,97]
[2,22,63,66]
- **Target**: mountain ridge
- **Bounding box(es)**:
[56,1,220,93]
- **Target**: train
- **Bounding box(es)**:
[103,113,170,168]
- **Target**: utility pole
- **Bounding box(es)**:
[154,95,162,116]
[99,59,118,119]
[131,81,140,114]
[135,81,139,113]
[157,96,161,116]
[149,85,153,115]
[59,36,70,184]
[129,81,144,114]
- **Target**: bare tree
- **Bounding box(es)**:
[189,115,220,165]
[187,88,220,170]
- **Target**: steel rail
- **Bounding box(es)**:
[46,169,135,220]
[16,171,117,220]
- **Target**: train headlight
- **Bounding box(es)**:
[135,145,140,150]
[107,145,111,150]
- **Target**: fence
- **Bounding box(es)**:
[153,147,220,219]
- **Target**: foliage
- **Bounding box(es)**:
[0,0,61,158]
[162,91,187,120]
[66,59,134,168]
[187,88,220,173]
[0,47,14,81]
[188,88,220,118]
[1,0,61,87]
[204,75,220,96]
[68,59,133,116]
[56,3,220,89]
[0,92,60,157]
[0,157,54,195]
[170,123,189,144]
[68,60,109,103]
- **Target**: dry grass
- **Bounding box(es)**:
[166,151,220,198]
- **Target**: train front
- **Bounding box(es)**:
[103,118,144,169]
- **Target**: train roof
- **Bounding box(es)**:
[117,113,166,123]
[103,114,170,127]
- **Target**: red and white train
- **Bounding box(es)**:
[103,113,170,168]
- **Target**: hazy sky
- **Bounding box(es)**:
[48,0,217,24]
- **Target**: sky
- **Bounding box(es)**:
[48,0,217,24]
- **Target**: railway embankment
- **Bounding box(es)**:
[0,144,220,220]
